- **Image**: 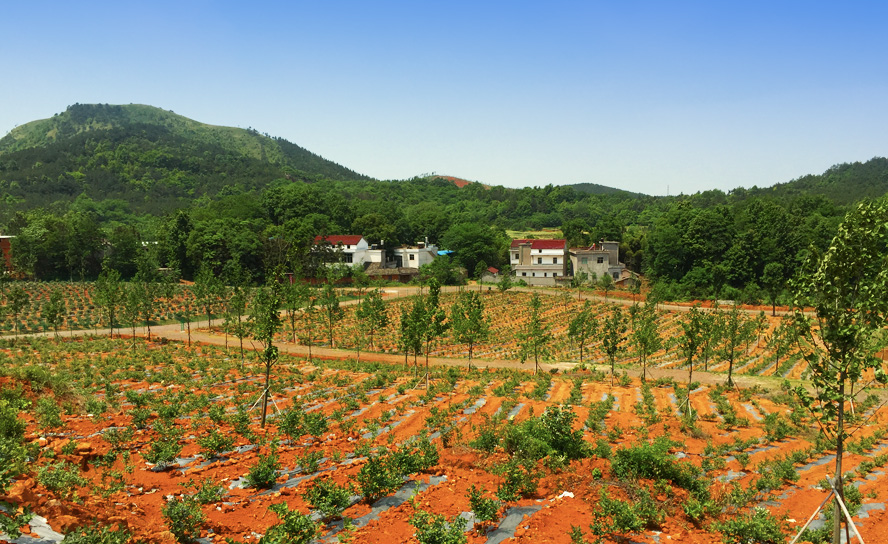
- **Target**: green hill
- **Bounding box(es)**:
[0,103,369,214]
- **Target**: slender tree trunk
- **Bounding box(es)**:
[832,374,846,544]
[187,320,192,347]
[261,362,271,428]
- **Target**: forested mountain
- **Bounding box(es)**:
[0,103,368,215]
[1,103,886,305]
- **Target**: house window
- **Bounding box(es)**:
[538,249,543,253]
[522,272,527,277]
[537,257,542,264]
[409,254,415,260]
[553,272,557,277]
[532,273,536,277]
[613,272,619,280]
[513,253,518,259]
[343,253,353,263]
[553,257,558,264]
[581,257,588,264]
[597,257,604,264]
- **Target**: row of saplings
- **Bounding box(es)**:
[153,404,791,544]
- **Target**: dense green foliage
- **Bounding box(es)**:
[2,103,886,301]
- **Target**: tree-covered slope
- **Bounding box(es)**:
[0,103,369,214]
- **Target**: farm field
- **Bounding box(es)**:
[1,334,888,544]
[280,289,858,383]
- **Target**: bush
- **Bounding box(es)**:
[162,496,205,543]
[246,446,281,489]
[495,458,542,502]
[468,485,500,524]
[259,503,318,544]
[356,450,403,502]
[36,397,64,429]
[612,436,709,501]
[712,507,786,544]
[410,509,467,544]
[60,523,131,544]
[197,427,234,459]
[302,478,353,520]
[37,461,88,500]
[142,421,184,469]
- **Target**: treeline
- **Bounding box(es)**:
[4,172,852,306]
[1,105,885,300]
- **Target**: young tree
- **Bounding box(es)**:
[518,294,552,375]
[399,298,425,374]
[133,272,159,341]
[193,265,223,328]
[318,282,343,348]
[717,303,753,387]
[792,199,888,544]
[95,268,123,338]
[450,290,489,368]
[497,266,513,293]
[122,283,142,351]
[249,281,283,428]
[677,306,704,389]
[282,279,310,343]
[298,294,318,362]
[571,271,589,300]
[43,288,66,337]
[698,304,720,372]
[567,300,597,364]
[420,280,449,388]
[630,302,661,383]
[761,262,785,316]
[6,286,29,342]
[599,305,626,385]
[597,273,614,302]
[355,288,389,350]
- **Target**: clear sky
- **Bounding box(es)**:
[2,1,887,195]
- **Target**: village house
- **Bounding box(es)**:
[570,241,626,282]
[313,235,439,283]
[509,239,568,286]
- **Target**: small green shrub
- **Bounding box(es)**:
[712,507,786,544]
[302,478,353,520]
[410,509,467,544]
[258,503,317,544]
[197,427,234,459]
[60,523,132,544]
[468,484,500,524]
[37,461,88,500]
[162,496,205,543]
[36,397,64,429]
[246,445,281,489]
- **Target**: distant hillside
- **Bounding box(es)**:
[747,157,888,204]
[435,175,490,189]
[568,182,645,197]
[0,103,369,214]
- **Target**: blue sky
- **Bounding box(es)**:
[2,1,887,195]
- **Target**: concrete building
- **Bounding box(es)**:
[509,239,568,286]
[570,241,624,282]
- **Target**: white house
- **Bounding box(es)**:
[392,241,438,269]
[510,239,568,285]
[313,235,381,266]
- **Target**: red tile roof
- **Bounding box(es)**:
[510,239,566,250]
[314,235,364,246]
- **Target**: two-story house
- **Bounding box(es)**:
[510,239,568,285]
[570,241,625,282]
[313,235,381,266]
